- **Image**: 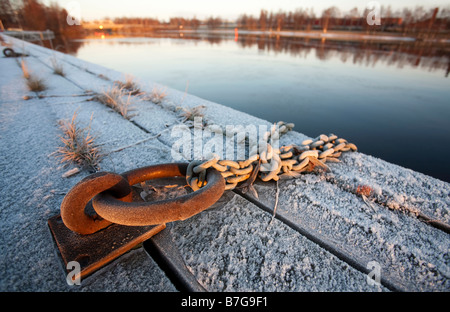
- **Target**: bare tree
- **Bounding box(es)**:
[275,11,286,32]
[292,8,309,30]
[0,0,17,29]
[346,7,360,31]
[259,9,268,30]
[21,0,46,30]
[206,16,222,29]
[322,6,341,32]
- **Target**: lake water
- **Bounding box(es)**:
[72,33,450,183]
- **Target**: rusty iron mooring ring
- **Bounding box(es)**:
[92,163,225,226]
[61,163,225,235]
[60,172,133,235]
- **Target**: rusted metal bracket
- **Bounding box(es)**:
[48,213,165,281]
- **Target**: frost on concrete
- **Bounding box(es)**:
[334,152,450,224]
[170,193,386,292]
[252,174,450,291]
[81,249,177,292]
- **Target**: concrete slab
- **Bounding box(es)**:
[169,192,386,291]
[244,176,449,291]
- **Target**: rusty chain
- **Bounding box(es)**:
[186,121,357,191]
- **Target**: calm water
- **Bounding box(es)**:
[73,33,450,183]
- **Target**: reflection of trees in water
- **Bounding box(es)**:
[70,32,450,77]
[37,35,84,55]
[233,34,449,76]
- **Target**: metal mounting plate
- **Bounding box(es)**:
[48,213,165,281]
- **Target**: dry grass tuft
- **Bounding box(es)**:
[51,57,65,76]
[93,86,136,119]
[20,59,48,92]
[55,112,101,171]
[177,105,206,122]
[26,75,47,92]
[144,86,167,105]
[114,75,141,95]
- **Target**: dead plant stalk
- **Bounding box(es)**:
[94,86,136,119]
[55,112,101,171]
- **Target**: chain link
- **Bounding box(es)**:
[186,122,357,191]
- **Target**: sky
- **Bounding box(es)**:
[45,0,450,21]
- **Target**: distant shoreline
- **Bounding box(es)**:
[159,28,450,43]
[83,28,450,44]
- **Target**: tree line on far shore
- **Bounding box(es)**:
[236,6,449,34]
[1,0,449,37]
[87,6,450,35]
[91,6,450,35]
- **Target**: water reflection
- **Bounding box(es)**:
[179,32,450,77]
[40,35,85,55]
[75,32,450,76]
[241,35,449,76]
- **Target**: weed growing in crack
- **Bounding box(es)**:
[51,56,65,76]
[114,75,141,95]
[144,86,167,105]
[26,74,47,92]
[93,85,136,120]
[20,59,48,92]
[54,112,102,172]
[177,105,206,123]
